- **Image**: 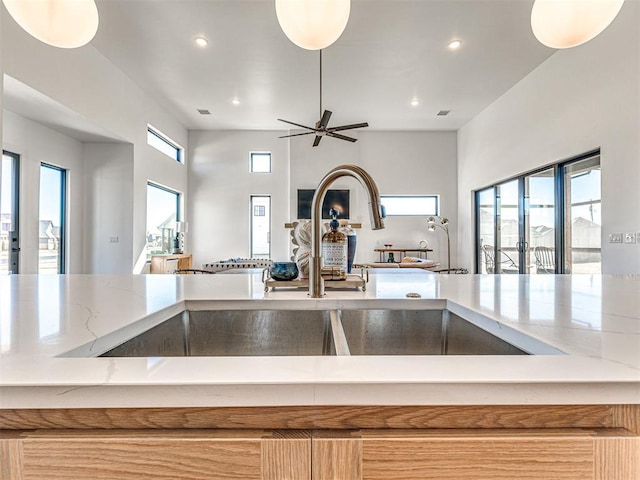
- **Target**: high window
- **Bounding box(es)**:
[39,164,67,274]
[475,151,601,274]
[146,183,181,259]
[250,152,271,173]
[380,195,439,216]
[147,125,183,163]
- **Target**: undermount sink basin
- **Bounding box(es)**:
[99,309,529,358]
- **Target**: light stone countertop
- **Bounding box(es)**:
[0,272,638,409]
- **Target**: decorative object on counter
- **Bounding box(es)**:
[322,208,348,279]
[275,0,350,50]
[173,221,188,254]
[427,216,450,273]
[268,261,299,281]
[290,220,312,278]
[339,220,357,273]
[3,0,99,48]
[263,266,367,292]
[531,0,624,49]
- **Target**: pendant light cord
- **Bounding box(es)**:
[319,49,323,118]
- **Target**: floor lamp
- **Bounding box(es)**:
[427,216,450,273]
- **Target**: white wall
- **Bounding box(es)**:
[457,1,640,274]
[188,130,290,267]
[289,130,457,266]
[82,143,134,273]
[358,131,457,266]
[2,14,189,272]
[188,129,458,268]
[3,110,84,273]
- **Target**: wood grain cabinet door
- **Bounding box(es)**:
[1,429,310,480]
[312,428,639,480]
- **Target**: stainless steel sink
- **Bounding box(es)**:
[100,309,528,357]
[102,310,335,357]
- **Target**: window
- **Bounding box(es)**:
[146,183,180,259]
[39,164,66,274]
[475,151,600,274]
[380,195,439,216]
[147,125,183,162]
[250,152,271,173]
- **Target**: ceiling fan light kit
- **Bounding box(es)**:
[2,0,99,48]
[275,0,351,50]
[531,0,624,49]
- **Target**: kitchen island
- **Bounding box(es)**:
[0,272,638,479]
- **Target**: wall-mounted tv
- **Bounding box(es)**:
[297,189,350,219]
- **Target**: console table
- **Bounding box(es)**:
[374,247,432,263]
[150,253,192,274]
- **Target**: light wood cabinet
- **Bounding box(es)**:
[1,405,638,480]
[150,253,192,274]
[0,429,310,480]
[317,428,639,480]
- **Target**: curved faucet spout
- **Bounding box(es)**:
[310,164,385,298]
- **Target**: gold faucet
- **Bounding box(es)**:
[309,165,385,297]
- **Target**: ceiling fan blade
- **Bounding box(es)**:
[277,118,317,131]
[319,110,332,128]
[327,132,358,142]
[278,131,316,138]
[328,122,369,132]
[313,135,322,147]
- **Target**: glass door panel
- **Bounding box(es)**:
[39,164,66,274]
[1,153,20,274]
[497,180,520,273]
[525,168,556,274]
[564,156,601,273]
[251,196,271,259]
[477,188,495,273]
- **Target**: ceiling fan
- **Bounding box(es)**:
[278,50,369,147]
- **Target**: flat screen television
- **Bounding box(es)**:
[297,189,350,219]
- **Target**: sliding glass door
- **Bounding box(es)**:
[475,152,600,274]
[1,152,20,274]
[563,157,601,273]
[525,168,556,274]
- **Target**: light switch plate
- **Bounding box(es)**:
[624,233,636,244]
[609,233,623,243]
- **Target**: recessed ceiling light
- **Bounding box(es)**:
[194,36,208,47]
[231,98,240,106]
[410,98,420,107]
[448,40,462,50]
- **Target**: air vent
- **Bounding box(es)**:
[437,110,451,116]
[197,109,211,115]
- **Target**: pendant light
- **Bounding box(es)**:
[2,0,99,49]
[531,0,624,49]
[275,0,350,50]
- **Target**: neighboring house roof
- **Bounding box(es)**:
[38,220,56,239]
[157,213,177,230]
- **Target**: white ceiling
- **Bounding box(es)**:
[87,0,555,132]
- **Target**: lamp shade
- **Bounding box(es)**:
[3,0,99,49]
[531,0,624,49]
[275,0,350,50]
